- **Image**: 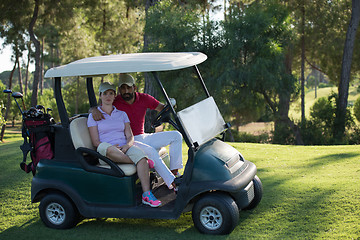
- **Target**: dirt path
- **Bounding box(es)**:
[237,122,273,136]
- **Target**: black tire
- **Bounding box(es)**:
[192,193,239,235]
[243,175,263,210]
[39,193,80,229]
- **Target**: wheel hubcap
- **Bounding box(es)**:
[200,206,223,230]
[46,203,66,225]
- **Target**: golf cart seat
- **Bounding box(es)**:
[69,116,136,176]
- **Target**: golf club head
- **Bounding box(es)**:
[3,89,12,94]
[46,108,53,113]
[36,105,45,111]
[12,92,23,98]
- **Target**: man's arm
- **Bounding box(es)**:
[89,106,105,121]
[155,102,165,112]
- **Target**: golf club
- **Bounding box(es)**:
[3,89,25,117]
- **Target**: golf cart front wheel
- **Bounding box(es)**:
[192,193,239,235]
[39,193,80,229]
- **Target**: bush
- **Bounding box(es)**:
[310,96,335,130]
[299,119,327,145]
[348,126,360,144]
[272,121,295,145]
[354,96,360,122]
[300,94,355,145]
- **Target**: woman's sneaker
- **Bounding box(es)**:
[142,191,161,207]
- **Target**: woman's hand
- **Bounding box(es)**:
[115,143,131,153]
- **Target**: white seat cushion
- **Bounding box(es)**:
[97,163,137,175]
[70,117,136,176]
[70,117,95,150]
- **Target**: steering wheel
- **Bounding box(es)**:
[152,104,171,128]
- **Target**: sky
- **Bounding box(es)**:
[0,38,35,73]
[0,38,16,72]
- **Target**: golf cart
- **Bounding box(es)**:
[30,52,263,235]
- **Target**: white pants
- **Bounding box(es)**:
[134,131,183,187]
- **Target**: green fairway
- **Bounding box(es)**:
[0,140,359,239]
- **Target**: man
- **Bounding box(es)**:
[91,74,183,189]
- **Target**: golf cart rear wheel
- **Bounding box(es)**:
[39,193,80,229]
[192,193,239,235]
[243,175,263,210]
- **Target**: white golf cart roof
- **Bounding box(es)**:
[44,52,207,78]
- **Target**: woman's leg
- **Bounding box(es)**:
[106,145,133,163]
[136,158,150,193]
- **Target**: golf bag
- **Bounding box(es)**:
[20,108,54,175]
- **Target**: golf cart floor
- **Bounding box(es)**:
[136,179,177,210]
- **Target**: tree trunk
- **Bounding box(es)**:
[40,36,45,94]
[334,0,360,141]
[273,45,303,145]
[300,1,306,124]
[75,76,79,114]
[0,62,16,142]
[143,0,160,133]
[16,54,24,93]
[29,0,41,107]
[25,41,31,95]
[315,66,318,99]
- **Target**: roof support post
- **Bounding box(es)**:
[54,77,69,127]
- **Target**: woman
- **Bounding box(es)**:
[87,82,161,207]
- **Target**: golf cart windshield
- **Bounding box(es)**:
[177,97,226,148]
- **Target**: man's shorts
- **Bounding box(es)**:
[97,142,146,165]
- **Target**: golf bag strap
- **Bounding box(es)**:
[20,139,32,163]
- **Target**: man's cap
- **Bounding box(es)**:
[119,74,135,87]
[99,82,116,94]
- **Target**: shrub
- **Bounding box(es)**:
[354,96,360,122]
[299,119,327,145]
[301,93,354,145]
[272,121,295,145]
[348,126,360,144]
[310,96,334,130]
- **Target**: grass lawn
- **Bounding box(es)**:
[0,139,359,239]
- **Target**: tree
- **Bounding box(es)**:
[334,0,360,142]
[28,0,41,107]
[220,2,301,144]
[0,62,16,142]
[143,0,161,133]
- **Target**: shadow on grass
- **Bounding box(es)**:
[302,152,360,171]
[237,176,334,239]
[312,152,359,162]
[0,214,230,240]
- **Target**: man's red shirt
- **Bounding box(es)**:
[113,92,159,136]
